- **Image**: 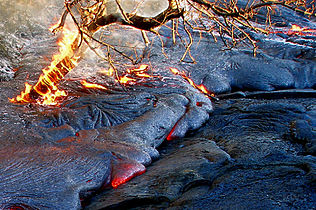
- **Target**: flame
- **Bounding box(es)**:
[270,24,316,36]
[287,24,316,36]
[169,67,215,98]
[170,67,180,75]
[81,80,107,90]
[99,67,114,77]
[291,24,303,31]
[116,64,154,85]
[271,24,316,36]
[126,64,151,77]
[196,84,211,95]
[9,82,32,103]
[118,75,137,84]
[49,22,62,33]
[10,27,80,105]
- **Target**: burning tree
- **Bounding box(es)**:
[10,0,315,105]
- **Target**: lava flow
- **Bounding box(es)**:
[10,27,80,105]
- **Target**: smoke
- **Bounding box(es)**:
[0,0,171,82]
[0,0,65,80]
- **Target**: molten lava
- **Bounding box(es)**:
[111,160,146,188]
[169,67,215,99]
[10,28,80,105]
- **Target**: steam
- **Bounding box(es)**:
[0,0,65,81]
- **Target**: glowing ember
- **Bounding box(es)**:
[49,21,63,33]
[81,80,107,90]
[169,67,216,98]
[10,27,80,105]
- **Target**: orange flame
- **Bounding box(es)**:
[81,80,107,90]
[287,24,316,36]
[126,64,151,77]
[169,67,215,98]
[118,75,137,84]
[116,64,154,85]
[270,24,316,36]
[9,82,33,103]
[10,28,79,105]
[99,67,114,77]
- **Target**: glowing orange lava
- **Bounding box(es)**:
[169,67,215,98]
[10,28,80,105]
[81,80,107,90]
[111,161,146,188]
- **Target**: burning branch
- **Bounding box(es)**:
[62,0,315,60]
[10,28,82,105]
[10,0,315,105]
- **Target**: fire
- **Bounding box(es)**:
[10,27,80,105]
[81,80,107,90]
[126,64,151,77]
[270,24,316,36]
[118,75,137,85]
[49,21,63,33]
[116,64,155,85]
[169,67,216,98]
[10,82,33,103]
[291,24,303,31]
[287,24,316,36]
[99,67,114,77]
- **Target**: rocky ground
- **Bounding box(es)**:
[0,0,315,209]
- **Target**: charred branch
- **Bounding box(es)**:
[88,1,184,31]
[13,0,315,104]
